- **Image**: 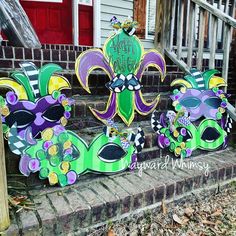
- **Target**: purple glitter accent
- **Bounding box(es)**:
[164,138,170,146]
[58,94,66,103]
[186,148,192,157]
[64,148,73,155]
[221,102,227,108]
[43,141,53,150]
[53,125,65,136]
[6,91,18,105]
[64,111,71,119]
[180,128,187,136]
[66,171,77,185]
[28,159,40,172]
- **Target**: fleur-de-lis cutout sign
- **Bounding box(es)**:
[75,18,166,126]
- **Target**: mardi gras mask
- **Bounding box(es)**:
[151,110,231,158]
[75,18,166,126]
[8,124,145,186]
[170,69,228,121]
[0,62,72,138]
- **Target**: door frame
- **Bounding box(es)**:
[73,0,101,47]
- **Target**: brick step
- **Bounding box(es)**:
[4,148,236,235]
[69,92,171,124]
[0,67,181,96]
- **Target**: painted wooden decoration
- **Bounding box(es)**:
[0,62,145,187]
[151,69,233,158]
[0,62,72,139]
[75,17,166,126]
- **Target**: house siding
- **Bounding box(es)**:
[100,0,154,49]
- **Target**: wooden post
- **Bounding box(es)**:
[0,118,10,231]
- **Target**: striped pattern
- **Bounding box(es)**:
[151,110,163,134]
[134,127,145,153]
[190,69,205,89]
[225,114,233,134]
[20,62,40,99]
[124,27,136,36]
[8,124,27,155]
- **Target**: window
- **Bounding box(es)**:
[146,0,156,39]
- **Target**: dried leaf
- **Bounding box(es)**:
[184,207,195,217]
[162,200,167,215]
[188,232,197,236]
[202,220,216,226]
[181,216,190,225]
[173,214,183,225]
[107,229,115,236]
[211,209,222,217]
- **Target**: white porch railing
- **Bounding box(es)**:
[155,0,236,84]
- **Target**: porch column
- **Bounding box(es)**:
[93,0,101,47]
[73,0,79,46]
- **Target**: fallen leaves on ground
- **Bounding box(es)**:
[8,194,36,213]
[97,184,236,236]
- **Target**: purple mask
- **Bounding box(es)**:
[2,92,72,139]
[170,88,228,121]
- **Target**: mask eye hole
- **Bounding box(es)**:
[98,143,127,163]
[42,104,65,122]
[5,110,36,128]
[201,127,220,142]
[204,97,222,109]
[180,97,201,109]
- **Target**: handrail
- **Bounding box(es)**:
[192,0,236,27]
[0,117,10,231]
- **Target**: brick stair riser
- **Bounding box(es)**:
[4,149,236,235]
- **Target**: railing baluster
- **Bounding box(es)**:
[177,0,184,60]
[185,0,191,46]
[209,15,217,69]
[170,0,176,50]
[222,23,231,85]
[187,2,196,67]
[197,8,206,70]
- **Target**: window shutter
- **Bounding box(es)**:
[133,0,146,39]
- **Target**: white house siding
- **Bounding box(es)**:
[100,0,154,49]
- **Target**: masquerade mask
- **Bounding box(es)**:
[8,124,145,186]
[75,17,166,126]
[171,69,228,121]
[151,111,229,158]
[0,62,72,138]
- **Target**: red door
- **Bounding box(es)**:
[20,0,72,44]
[79,5,93,46]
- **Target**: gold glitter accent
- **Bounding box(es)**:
[173,130,179,137]
[175,147,181,155]
[42,128,54,141]
[62,100,69,106]
[180,142,186,149]
[63,140,72,150]
[61,162,70,174]
[60,117,68,126]
[48,145,59,156]
[48,172,58,185]
[172,101,179,107]
[180,87,186,93]
[1,106,9,116]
